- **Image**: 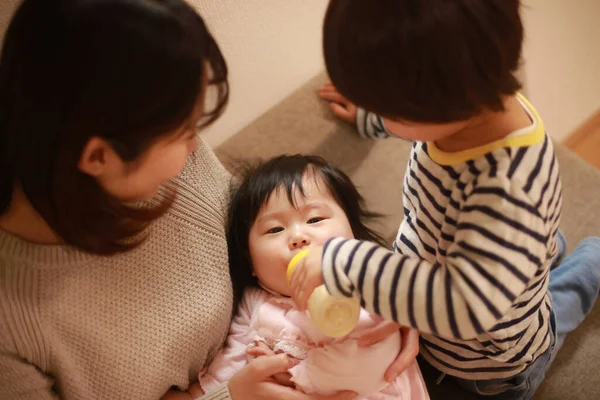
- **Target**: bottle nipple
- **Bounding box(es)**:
[287,249,360,338]
[286,248,311,283]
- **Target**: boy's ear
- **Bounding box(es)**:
[77,137,117,177]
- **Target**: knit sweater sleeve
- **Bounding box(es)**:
[0,353,57,399]
[1,261,56,399]
[197,383,231,400]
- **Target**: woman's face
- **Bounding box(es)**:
[78,100,203,202]
[248,173,355,296]
[98,129,200,201]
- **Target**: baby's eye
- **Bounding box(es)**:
[307,217,324,224]
[266,227,284,234]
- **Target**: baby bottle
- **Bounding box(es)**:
[287,249,360,337]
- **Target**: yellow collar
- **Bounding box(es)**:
[427,94,545,166]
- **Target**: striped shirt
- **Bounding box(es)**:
[322,95,562,380]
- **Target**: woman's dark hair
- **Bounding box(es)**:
[227,154,386,307]
[323,0,524,123]
[0,0,228,254]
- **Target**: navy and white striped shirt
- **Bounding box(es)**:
[323,96,561,379]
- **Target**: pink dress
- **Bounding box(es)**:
[200,288,429,399]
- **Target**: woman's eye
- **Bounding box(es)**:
[307,217,324,224]
[266,227,284,234]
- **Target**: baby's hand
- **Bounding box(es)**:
[318,82,357,124]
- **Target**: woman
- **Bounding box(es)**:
[0,1,417,399]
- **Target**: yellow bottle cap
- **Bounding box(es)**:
[286,248,311,284]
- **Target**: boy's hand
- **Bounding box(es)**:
[318,82,357,124]
[289,246,325,312]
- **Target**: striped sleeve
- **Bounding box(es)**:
[355,108,392,139]
[321,176,548,340]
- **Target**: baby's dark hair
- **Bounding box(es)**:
[323,0,524,123]
[227,154,386,307]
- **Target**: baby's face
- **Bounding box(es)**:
[248,174,354,296]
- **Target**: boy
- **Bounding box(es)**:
[289,1,600,398]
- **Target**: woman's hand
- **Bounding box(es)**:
[288,246,325,312]
[160,383,204,400]
[161,389,192,400]
[318,82,357,124]
[228,353,356,400]
[246,341,296,387]
[187,382,205,399]
[357,320,400,348]
[357,322,420,382]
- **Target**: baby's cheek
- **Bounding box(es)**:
[313,233,331,246]
[321,225,351,243]
[335,228,355,241]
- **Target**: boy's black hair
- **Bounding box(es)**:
[323,0,524,123]
[227,155,386,308]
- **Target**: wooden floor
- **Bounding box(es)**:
[563,110,600,169]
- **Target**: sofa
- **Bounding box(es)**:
[215,72,600,399]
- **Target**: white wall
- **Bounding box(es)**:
[0,0,328,148]
[4,1,599,144]
[188,0,327,147]
[0,0,19,45]
[521,0,600,140]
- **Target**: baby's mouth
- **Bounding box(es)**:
[288,248,312,269]
[289,247,310,262]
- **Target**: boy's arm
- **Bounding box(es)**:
[199,288,266,394]
[321,177,548,340]
[318,82,392,140]
[355,108,393,139]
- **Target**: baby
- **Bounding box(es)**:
[199,155,429,399]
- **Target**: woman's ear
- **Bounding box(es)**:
[78,137,118,177]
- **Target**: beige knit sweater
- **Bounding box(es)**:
[0,140,234,399]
